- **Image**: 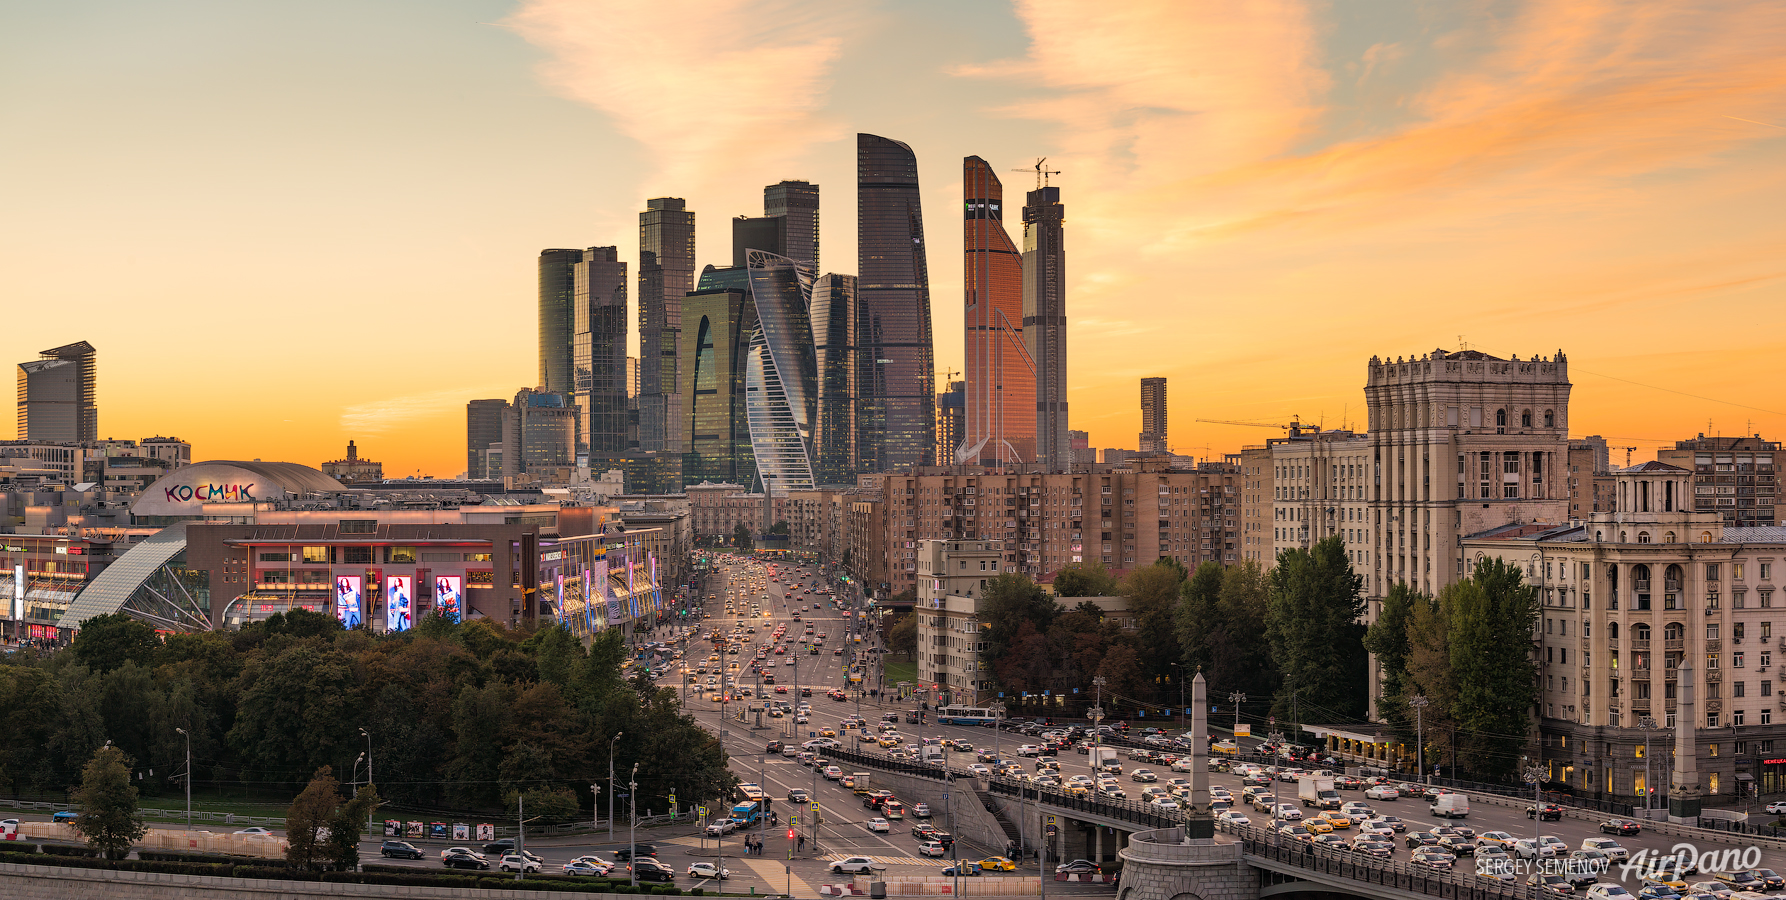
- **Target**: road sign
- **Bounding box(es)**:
[1046,825,1057,837]
[1046,815,1056,826]
[698,806,709,818]
[811,802,820,814]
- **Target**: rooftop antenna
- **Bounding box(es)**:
[1012,158,1062,189]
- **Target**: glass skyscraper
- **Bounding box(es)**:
[764,180,819,269]
[573,246,630,455]
[811,272,857,484]
[743,250,819,497]
[1023,185,1069,471]
[962,157,1036,467]
[638,198,695,454]
[679,268,757,487]
[16,341,98,443]
[856,134,936,473]
[537,249,581,395]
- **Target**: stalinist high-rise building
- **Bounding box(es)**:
[1022,183,1068,471]
[960,157,1035,467]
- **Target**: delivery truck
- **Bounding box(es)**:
[1299,776,1341,810]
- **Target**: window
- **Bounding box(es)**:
[1496,409,1507,427]
[1544,409,1555,427]
[258,551,293,563]
[342,546,374,565]
[1737,681,1747,697]
[339,519,378,534]
[387,546,416,564]
[1521,410,1533,428]
[1764,563,1774,580]
[302,546,331,563]
[1707,563,1722,582]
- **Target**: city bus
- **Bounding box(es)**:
[936,706,1006,726]
[730,800,763,825]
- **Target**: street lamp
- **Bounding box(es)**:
[1637,715,1657,817]
[1169,663,1185,731]
[359,726,374,835]
[174,727,190,830]
[609,732,624,838]
[1228,691,1247,741]
[628,762,640,888]
[1409,695,1430,783]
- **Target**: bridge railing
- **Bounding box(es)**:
[1228,823,1526,900]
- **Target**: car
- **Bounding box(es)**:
[1584,887,1635,899]
[706,818,739,836]
[442,846,486,860]
[631,859,676,883]
[444,849,491,870]
[789,788,810,802]
[979,857,1017,872]
[234,826,272,836]
[1131,768,1158,782]
[1600,818,1641,835]
[1528,872,1575,895]
[1318,811,1352,830]
[1216,810,1251,826]
[380,840,425,859]
[1364,785,1400,800]
[1767,801,1786,815]
[1579,838,1628,863]
[564,860,612,877]
[1530,802,1565,821]
[912,803,931,818]
[1713,871,1764,890]
[687,862,731,880]
[483,838,517,854]
[1751,869,1786,891]
[1411,848,1457,870]
[1278,824,1312,842]
[1353,839,1395,859]
[500,853,543,874]
[1371,815,1406,833]
[1341,802,1374,818]
[833,856,879,874]
[940,863,982,877]
[1305,818,1334,834]
[614,844,657,860]
[866,817,890,833]
[1436,834,1477,856]
[1406,831,1440,849]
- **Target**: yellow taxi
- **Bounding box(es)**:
[978,857,1017,872]
[877,736,901,748]
[1304,819,1334,835]
[709,693,723,702]
[1318,812,1351,830]
[820,729,838,738]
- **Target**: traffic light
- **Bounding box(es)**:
[787,828,797,840]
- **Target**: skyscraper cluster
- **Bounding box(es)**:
[958,160,1069,469]
[484,135,945,493]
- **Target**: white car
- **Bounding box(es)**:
[1769,801,1786,815]
[968,764,990,776]
[687,862,730,880]
[917,840,947,857]
[500,853,543,873]
[1151,797,1181,810]
[866,817,890,833]
[1579,837,1628,862]
[1340,802,1373,818]
[1216,810,1251,826]
[1273,804,1303,821]
[1364,785,1399,800]
[1017,745,1042,757]
[706,818,740,836]
[833,856,879,874]
[234,827,273,836]
[1584,886,1634,899]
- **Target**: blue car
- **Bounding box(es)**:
[53,811,77,823]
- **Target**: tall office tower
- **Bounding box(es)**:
[960,157,1037,467]
[935,381,966,467]
[680,268,758,487]
[856,134,936,473]
[537,250,581,394]
[731,215,784,267]
[572,246,630,454]
[764,180,819,268]
[17,341,98,442]
[1139,377,1168,454]
[466,398,509,478]
[638,198,696,454]
[1022,184,1068,471]
[743,250,820,497]
[1069,429,1094,471]
[1363,349,1572,599]
[811,272,858,484]
[508,387,579,476]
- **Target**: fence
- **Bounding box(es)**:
[1239,830,1526,899]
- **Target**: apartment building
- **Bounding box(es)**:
[1269,428,1373,584]
[914,539,1003,702]
[1657,435,1780,529]
[685,481,783,543]
[1239,446,1273,564]
[1465,461,1786,801]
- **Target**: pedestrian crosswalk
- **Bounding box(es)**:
[820,852,952,868]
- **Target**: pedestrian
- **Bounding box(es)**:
[798,835,806,853]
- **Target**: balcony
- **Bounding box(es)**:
[1665,639,1685,651]
[1666,580,1682,592]
[1631,665,1650,679]
[1635,580,1652,592]
[1630,638,1650,651]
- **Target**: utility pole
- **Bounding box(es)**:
[360,726,374,835]
[1228,692,1246,740]
[1410,695,1430,783]
[628,762,639,888]
[609,732,623,837]
[515,793,525,883]
[175,727,190,830]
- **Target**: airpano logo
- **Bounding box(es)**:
[163,483,256,503]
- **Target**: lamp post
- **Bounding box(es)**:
[1169,663,1185,732]
[359,726,374,835]
[1409,695,1430,783]
[174,727,190,830]
[1228,691,1247,741]
[1637,716,1657,817]
[608,732,623,837]
[1524,757,1545,889]
[628,762,639,888]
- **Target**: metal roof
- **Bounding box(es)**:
[58,522,189,630]
[1725,527,1786,543]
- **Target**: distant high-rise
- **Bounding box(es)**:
[680,267,757,487]
[731,216,784,267]
[537,250,581,394]
[467,399,509,478]
[1139,377,1167,454]
[573,246,630,454]
[17,341,97,442]
[509,388,579,476]
[1023,184,1068,470]
[857,134,936,473]
[811,272,858,484]
[961,157,1036,467]
[764,180,819,269]
[639,198,696,454]
[1069,429,1094,471]
[743,251,820,497]
[935,381,966,467]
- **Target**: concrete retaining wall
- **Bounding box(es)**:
[0,860,638,900]
[1115,828,1254,900]
[851,874,1039,896]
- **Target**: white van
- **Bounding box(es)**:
[1430,792,1470,818]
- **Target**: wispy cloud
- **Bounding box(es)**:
[505,0,862,194]
[340,386,510,435]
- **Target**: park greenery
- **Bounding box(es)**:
[0,611,734,818]
[72,744,148,859]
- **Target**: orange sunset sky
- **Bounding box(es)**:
[5,1,1785,478]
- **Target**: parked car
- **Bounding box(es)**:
[380,840,424,859]
[687,862,731,880]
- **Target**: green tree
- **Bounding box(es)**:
[1153,557,1189,582]
[69,613,160,674]
[1210,560,1278,702]
[1447,558,1539,779]
[733,524,754,552]
[1363,582,1421,739]
[324,784,381,871]
[72,745,147,860]
[285,767,341,870]
[769,520,790,536]
[227,643,360,782]
[1403,586,1456,770]
[505,786,581,825]
[1052,562,1119,597]
[886,613,917,660]
[1120,562,1185,685]
[980,574,1057,666]
[1174,561,1226,674]
[0,667,65,795]
[1265,536,1369,726]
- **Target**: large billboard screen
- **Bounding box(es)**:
[334,576,362,628]
[434,576,462,624]
[554,572,565,623]
[386,576,413,632]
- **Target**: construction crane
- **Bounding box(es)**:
[1012,158,1061,189]
[1195,417,1310,436]
[1618,446,1638,468]
[936,367,960,388]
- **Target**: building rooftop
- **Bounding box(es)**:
[1616,460,1692,474]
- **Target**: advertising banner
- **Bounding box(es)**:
[385,576,413,632]
[453,823,469,841]
[595,559,619,624]
[555,571,565,623]
[11,564,22,622]
[627,558,637,619]
[334,576,362,628]
[475,823,495,842]
[383,820,402,837]
[583,568,594,633]
[405,821,424,838]
[434,576,462,624]
[1235,724,1251,737]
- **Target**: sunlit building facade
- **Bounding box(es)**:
[573,246,630,455]
[811,272,858,484]
[856,134,936,474]
[537,250,580,395]
[639,198,696,454]
[1023,186,1069,471]
[679,278,756,487]
[17,341,98,444]
[743,251,819,497]
[961,157,1035,467]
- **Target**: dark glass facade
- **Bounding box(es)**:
[856,134,936,474]
[573,246,630,455]
[812,272,858,484]
[679,280,757,487]
[764,180,819,269]
[466,399,508,478]
[963,157,1035,467]
[638,198,696,454]
[732,216,785,267]
[537,250,581,395]
[744,251,819,496]
[1023,186,1068,471]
